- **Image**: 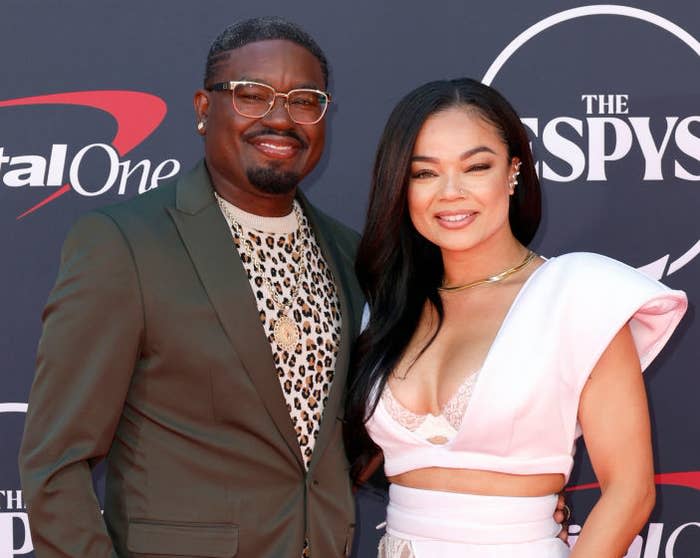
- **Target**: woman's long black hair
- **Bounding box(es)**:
[344,78,542,484]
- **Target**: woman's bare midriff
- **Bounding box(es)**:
[389,467,565,496]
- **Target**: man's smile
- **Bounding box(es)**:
[248,135,304,159]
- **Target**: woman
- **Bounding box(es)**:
[345,78,687,557]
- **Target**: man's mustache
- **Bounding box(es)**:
[242,128,308,149]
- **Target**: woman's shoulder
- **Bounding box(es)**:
[542,251,668,291]
[546,251,638,274]
[531,251,686,322]
[536,253,687,375]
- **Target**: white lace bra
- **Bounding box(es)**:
[381,370,480,445]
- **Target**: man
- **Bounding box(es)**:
[20,17,364,557]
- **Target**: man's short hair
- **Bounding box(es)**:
[204,16,329,88]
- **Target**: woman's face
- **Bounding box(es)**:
[407,106,519,255]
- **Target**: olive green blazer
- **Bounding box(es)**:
[19,161,365,557]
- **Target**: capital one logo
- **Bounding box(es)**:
[482,5,700,279]
[566,522,700,558]
[0,91,181,220]
[567,475,700,557]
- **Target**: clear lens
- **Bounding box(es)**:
[287,90,328,124]
[232,83,275,118]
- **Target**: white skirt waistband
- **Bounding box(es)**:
[386,484,561,545]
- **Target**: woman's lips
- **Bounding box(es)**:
[434,210,478,229]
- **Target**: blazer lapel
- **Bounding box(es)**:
[298,194,358,473]
[167,161,303,469]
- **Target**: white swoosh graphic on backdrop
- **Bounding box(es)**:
[0,402,28,413]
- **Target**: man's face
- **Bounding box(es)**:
[195,39,326,198]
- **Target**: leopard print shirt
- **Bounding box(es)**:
[218,197,342,471]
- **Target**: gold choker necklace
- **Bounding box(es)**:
[438,250,538,293]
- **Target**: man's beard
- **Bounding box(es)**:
[246,166,300,195]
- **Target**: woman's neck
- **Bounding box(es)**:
[440,234,528,288]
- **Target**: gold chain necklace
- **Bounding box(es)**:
[215,192,307,350]
[438,250,538,293]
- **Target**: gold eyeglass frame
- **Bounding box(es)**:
[207,80,332,124]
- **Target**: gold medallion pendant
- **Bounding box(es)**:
[274,315,300,351]
[214,193,306,353]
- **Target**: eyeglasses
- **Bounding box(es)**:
[207,80,331,125]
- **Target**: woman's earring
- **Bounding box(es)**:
[509,161,522,191]
[197,121,206,132]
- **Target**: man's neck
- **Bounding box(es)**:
[215,187,297,217]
